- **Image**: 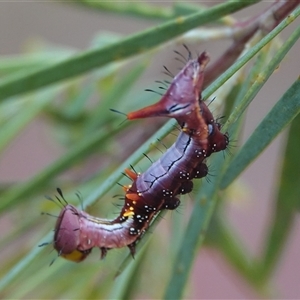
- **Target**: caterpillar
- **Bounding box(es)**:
[52,50,229,262]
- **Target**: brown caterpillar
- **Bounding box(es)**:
[51,50,229,262]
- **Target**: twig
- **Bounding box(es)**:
[203,0,300,88]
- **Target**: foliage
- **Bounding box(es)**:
[0,1,299,299]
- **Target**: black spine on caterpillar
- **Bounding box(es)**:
[52,51,229,263]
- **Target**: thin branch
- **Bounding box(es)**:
[203,0,300,88]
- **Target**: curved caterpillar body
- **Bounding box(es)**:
[53,51,229,262]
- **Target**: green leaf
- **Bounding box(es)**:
[259,102,300,281]
[0,1,260,102]
[78,1,174,20]
[221,77,300,189]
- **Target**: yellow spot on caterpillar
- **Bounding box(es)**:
[123,211,134,217]
[129,207,134,211]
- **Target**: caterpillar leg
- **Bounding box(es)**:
[163,197,181,210]
[178,180,193,195]
[100,247,109,259]
[191,162,208,179]
[128,242,136,258]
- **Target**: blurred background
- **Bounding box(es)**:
[0,1,299,299]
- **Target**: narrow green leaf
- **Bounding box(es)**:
[221,76,300,189]
[259,107,300,281]
[78,1,173,20]
[0,51,72,74]
[164,153,227,299]
[115,211,167,277]
[0,230,53,291]
[79,1,232,25]
[108,246,148,299]
[0,1,260,102]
